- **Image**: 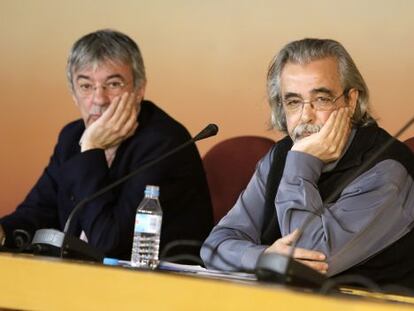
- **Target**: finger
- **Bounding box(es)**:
[98,95,121,124]
[335,108,351,150]
[110,92,130,125]
[121,111,138,138]
[292,247,326,261]
[318,109,338,138]
[124,91,139,119]
[325,107,346,141]
[113,92,137,130]
[121,90,137,113]
[331,107,348,139]
[297,259,328,274]
[278,229,300,245]
[116,97,138,135]
[330,107,351,151]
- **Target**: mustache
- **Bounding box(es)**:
[292,123,322,141]
[89,105,106,115]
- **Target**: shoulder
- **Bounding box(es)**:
[259,135,292,168]
[137,100,191,143]
[255,136,290,178]
[358,125,412,156]
[256,147,273,176]
[371,160,410,185]
[366,125,414,174]
[124,101,197,162]
[349,159,412,193]
[52,119,84,157]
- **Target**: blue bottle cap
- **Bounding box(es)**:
[145,185,160,197]
[103,257,119,266]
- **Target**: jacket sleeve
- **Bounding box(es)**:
[0,135,64,246]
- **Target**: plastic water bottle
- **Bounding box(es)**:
[131,185,163,269]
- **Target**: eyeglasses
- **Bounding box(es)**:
[75,80,129,97]
[282,91,346,113]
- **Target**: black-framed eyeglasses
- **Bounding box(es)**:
[282,90,346,113]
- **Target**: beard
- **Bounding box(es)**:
[292,123,322,142]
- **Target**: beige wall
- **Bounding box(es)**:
[0,0,413,216]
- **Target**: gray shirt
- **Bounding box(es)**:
[201,146,414,276]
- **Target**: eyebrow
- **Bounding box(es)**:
[76,75,91,81]
[310,87,335,96]
[75,74,125,82]
[283,92,302,99]
[283,87,335,99]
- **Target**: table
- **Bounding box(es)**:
[0,253,413,310]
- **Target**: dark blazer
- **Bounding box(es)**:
[1,101,213,259]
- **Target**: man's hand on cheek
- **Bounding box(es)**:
[291,107,351,163]
[81,92,139,152]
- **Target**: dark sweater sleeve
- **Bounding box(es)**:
[0,131,66,246]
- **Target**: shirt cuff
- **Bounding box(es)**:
[241,245,268,271]
[284,151,324,183]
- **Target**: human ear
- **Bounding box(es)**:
[72,93,80,107]
[347,88,359,115]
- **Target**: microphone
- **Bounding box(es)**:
[255,116,414,289]
[30,124,219,262]
[193,124,219,141]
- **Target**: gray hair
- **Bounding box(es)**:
[267,38,375,132]
[66,29,146,90]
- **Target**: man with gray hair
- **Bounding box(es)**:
[201,38,414,288]
[0,29,213,260]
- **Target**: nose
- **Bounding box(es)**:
[299,102,316,124]
[92,86,111,106]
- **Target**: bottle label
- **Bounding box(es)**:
[134,214,162,234]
